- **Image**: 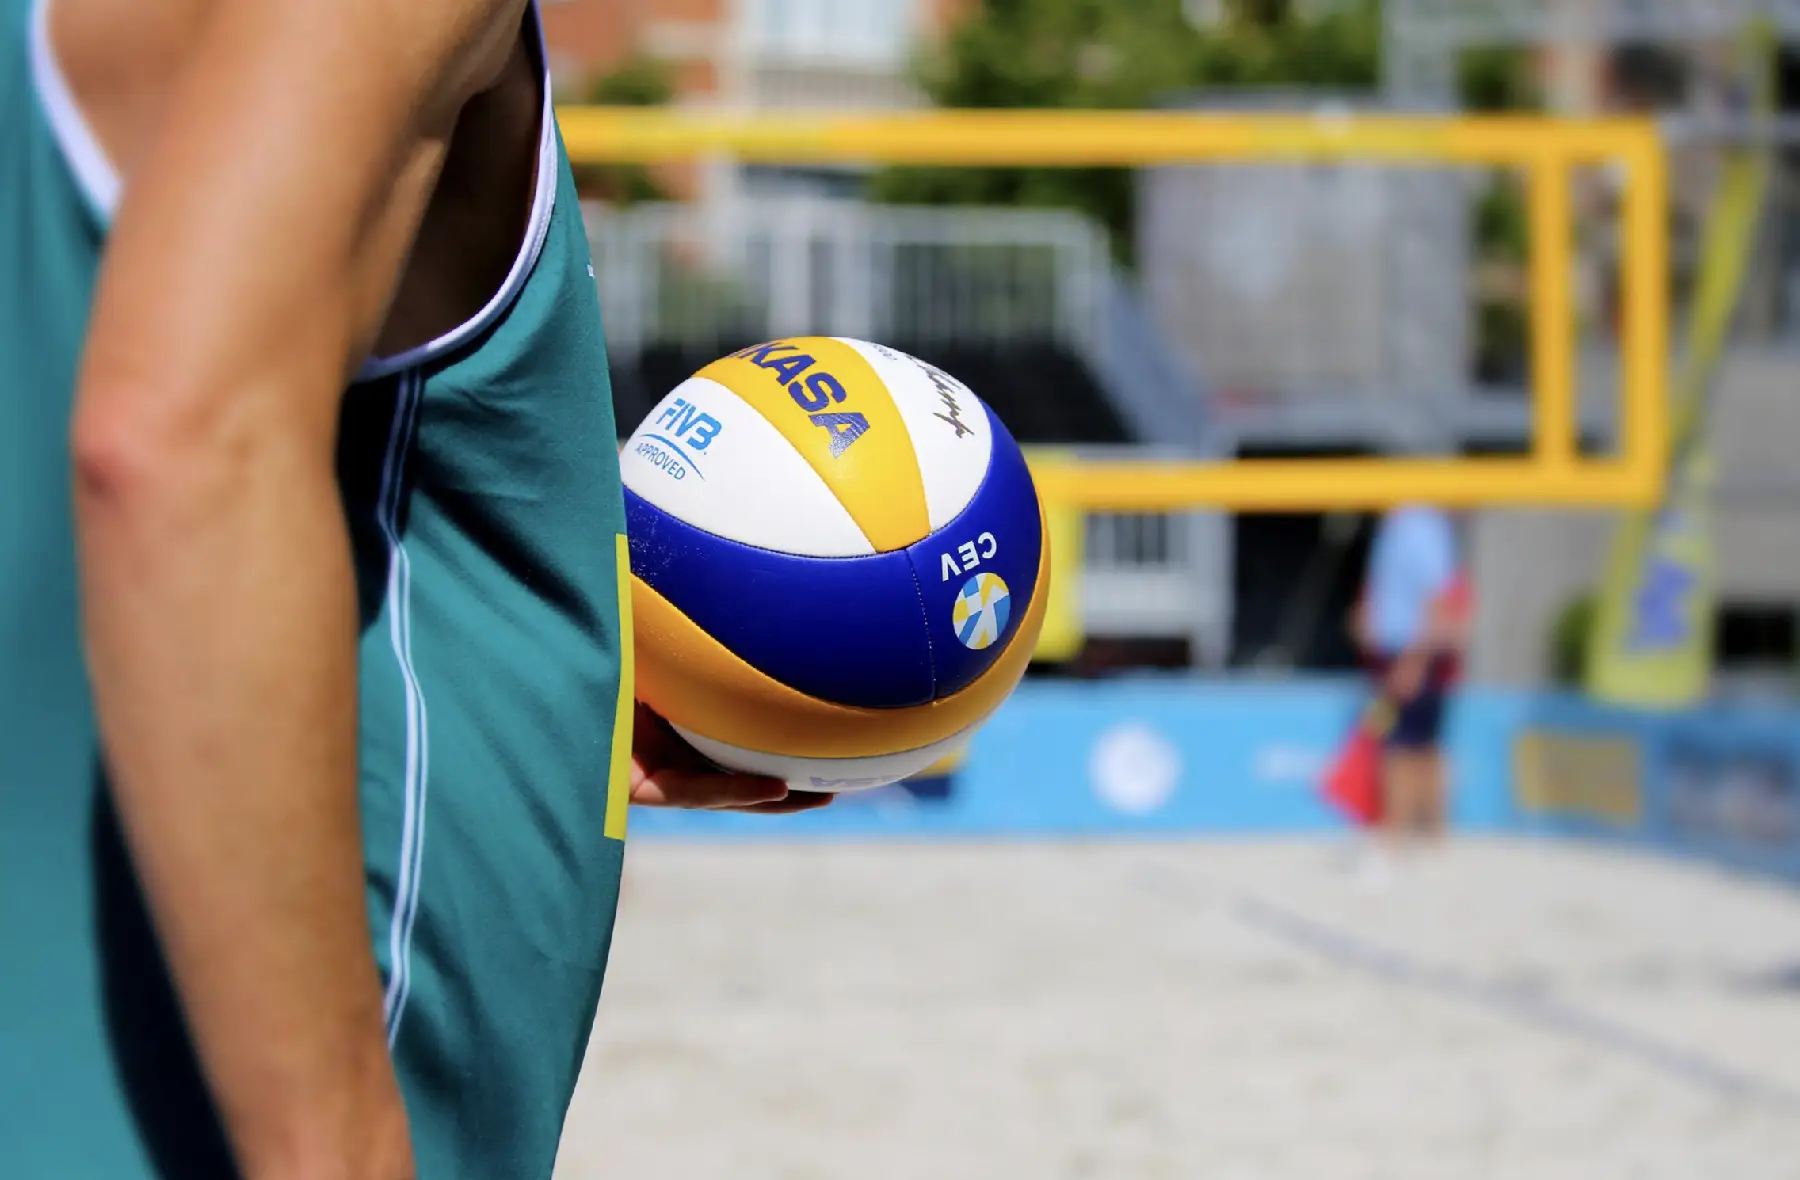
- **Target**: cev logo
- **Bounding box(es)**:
[940,531,998,582]
[952,572,1012,651]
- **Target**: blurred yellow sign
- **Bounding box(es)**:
[1586,23,1775,708]
[1514,732,1644,827]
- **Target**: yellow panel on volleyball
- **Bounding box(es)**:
[697,338,931,550]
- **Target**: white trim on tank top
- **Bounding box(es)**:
[27,0,119,221]
[26,0,560,383]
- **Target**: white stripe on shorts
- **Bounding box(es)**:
[376,370,431,1045]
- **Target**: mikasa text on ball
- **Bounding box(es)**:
[619,336,1048,791]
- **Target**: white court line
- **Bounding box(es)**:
[1133,861,1800,1112]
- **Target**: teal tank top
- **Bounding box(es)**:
[0,2,631,1176]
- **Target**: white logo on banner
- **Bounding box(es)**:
[1090,724,1182,816]
[1253,744,1329,786]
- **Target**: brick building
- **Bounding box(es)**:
[540,0,971,109]
[543,0,971,204]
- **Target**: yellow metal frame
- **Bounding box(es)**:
[559,109,1669,511]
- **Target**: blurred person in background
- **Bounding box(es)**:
[1353,504,1471,854]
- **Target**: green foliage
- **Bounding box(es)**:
[589,55,676,107]
[573,56,675,206]
[1458,44,1542,114]
[870,0,1382,262]
[1472,170,1531,382]
[1548,592,1598,688]
[1190,0,1381,90]
[1475,174,1530,264]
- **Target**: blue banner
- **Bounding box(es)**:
[629,679,1519,840]
[629,679,1800,889]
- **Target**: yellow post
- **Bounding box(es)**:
[1619,131,1672,495]
[557,109,1658,169]
[1530,159,1578,470]
[1028,450,1088,663]
[1025,457,1645,512]
[558,108,1671,512]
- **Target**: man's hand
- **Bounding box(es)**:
[628,704,835,815]
[1384,651,1429,703]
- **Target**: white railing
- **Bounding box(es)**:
[585,198,1110,362]
[1083,509,1234,668]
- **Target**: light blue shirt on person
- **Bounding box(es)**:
[1364,505,1459,657]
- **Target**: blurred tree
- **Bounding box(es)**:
[870,0,1382,262]
[1548,592,1598,687]
[573,56,674,205]
[1459,43,1541,114]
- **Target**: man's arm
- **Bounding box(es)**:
[70,3,526,1178]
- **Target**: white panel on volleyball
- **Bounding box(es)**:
[621,376,874,557]
[672,720,985,793]
[840,338,994,531]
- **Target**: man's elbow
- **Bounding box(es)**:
[72,382,204,520]
[72,389,160,516]
[70,379,276,531]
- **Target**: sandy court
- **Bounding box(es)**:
[555,837,1800,1180]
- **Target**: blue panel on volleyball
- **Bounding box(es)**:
[625,488,936,708]
[905,406,1044,698]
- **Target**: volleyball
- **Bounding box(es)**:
[619,336,1048,791]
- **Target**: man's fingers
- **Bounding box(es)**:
[629,769,789,810]
[625,708,829,813]
[628,773,839,814]
[722,791,837,816]
[630,703,711,772]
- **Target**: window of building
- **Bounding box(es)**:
[746,0,915,66]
